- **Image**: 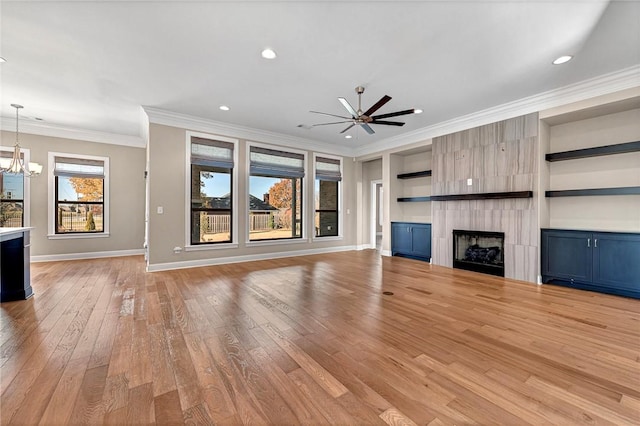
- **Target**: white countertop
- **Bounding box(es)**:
[0,227,33,241]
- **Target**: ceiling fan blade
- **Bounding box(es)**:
[371,108,415,120]
[363,95,392,117]
[310,111,351,119]
[360,123,375,135]
[338,97,358,118]
[311,120,352,127]
[371,120,405,126]
[340,123,356,134]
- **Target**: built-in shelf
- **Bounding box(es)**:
[431,191,533,201]
[397,196,431,202]
[545,140,640,162]
[397,170,432,179]
[545,187,640,197]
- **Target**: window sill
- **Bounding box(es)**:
[48,232,110,240]
[245,238,309,248]
[312,235,343,242]
[184,243,238,252]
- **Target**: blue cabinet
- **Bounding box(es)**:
[391,222,431,261]
[541,229,640,299]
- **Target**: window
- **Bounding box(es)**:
[314,155,341,237]
[190,136,234,245]
[50,153,109,236]
[249,146,305,241]
[0,149,28,227]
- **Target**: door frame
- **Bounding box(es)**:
[371,180,382,249]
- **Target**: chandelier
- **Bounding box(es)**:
[0,104,42,177]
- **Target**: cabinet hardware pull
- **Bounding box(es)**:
[594,239,598,248]
[587,238,590,247]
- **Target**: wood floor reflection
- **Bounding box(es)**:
[1,251,639,425]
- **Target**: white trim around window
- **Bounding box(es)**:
[184,131,239,252]
[0,147,31,227]
[47,152,110,239]
[245,141,308,247]
[312,152,343,241]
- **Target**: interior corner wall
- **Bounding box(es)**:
[1,131,146,257]
[431,113,539,283]
[146,123,357,268]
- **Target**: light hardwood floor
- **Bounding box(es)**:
[1,251,639,425]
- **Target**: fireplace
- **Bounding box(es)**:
[453,230,505,277]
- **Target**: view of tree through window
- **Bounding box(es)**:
[249,176,302,241]
[248,146,304,241]
[56,176,104,233]
[53,155,106,234]
[191,166,232,244]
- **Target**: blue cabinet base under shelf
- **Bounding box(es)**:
[541,228,640,299]
[391,222,431,262]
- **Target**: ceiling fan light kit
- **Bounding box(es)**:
[311,86,416,135]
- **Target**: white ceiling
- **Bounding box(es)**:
[1,1,639,153]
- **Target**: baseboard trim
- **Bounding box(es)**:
[380,249,392,257]
[31,249,145,263]
[147,245,358,272]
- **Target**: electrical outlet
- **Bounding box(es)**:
[467,178,473,186]
[157,206,164,214]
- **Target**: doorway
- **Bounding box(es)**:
[371,180,382,251]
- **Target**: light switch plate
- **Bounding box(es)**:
[467,178,473,186]
[157,206,163,214]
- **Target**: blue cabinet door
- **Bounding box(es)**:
[593,232,640,293]
[391,223,412,255]
[411,224,431,259]
[541,229,592,283]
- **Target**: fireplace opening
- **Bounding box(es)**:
[453,230,505,277]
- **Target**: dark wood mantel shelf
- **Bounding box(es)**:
[431,191,533,201]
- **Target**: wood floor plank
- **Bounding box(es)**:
[1,252,638,425]
[154,390,184,426]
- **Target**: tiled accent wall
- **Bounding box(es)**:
[432,113,539,282]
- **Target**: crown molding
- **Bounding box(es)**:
[0,117,145,148]
[354,65,640,157]
[143,106,354,157]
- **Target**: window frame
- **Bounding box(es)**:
[47,152,109,239]
[184,131,238,251]
[312,152,343,241]
[0,147,31,227]
[246,141,308,246]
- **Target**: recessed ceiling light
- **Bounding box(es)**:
[552,55,573,65]
[219,105,230,111]
[345,135,353,139]
[261,48,277,59]
[414,109,423,114]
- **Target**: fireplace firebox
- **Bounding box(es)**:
[453,230,505,277]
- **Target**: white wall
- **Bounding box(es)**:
[1,131,146,258]
[146,123,357,270]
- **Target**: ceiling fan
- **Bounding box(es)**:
[310,86,415,135]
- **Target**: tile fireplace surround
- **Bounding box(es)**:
[432,113,539,282]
